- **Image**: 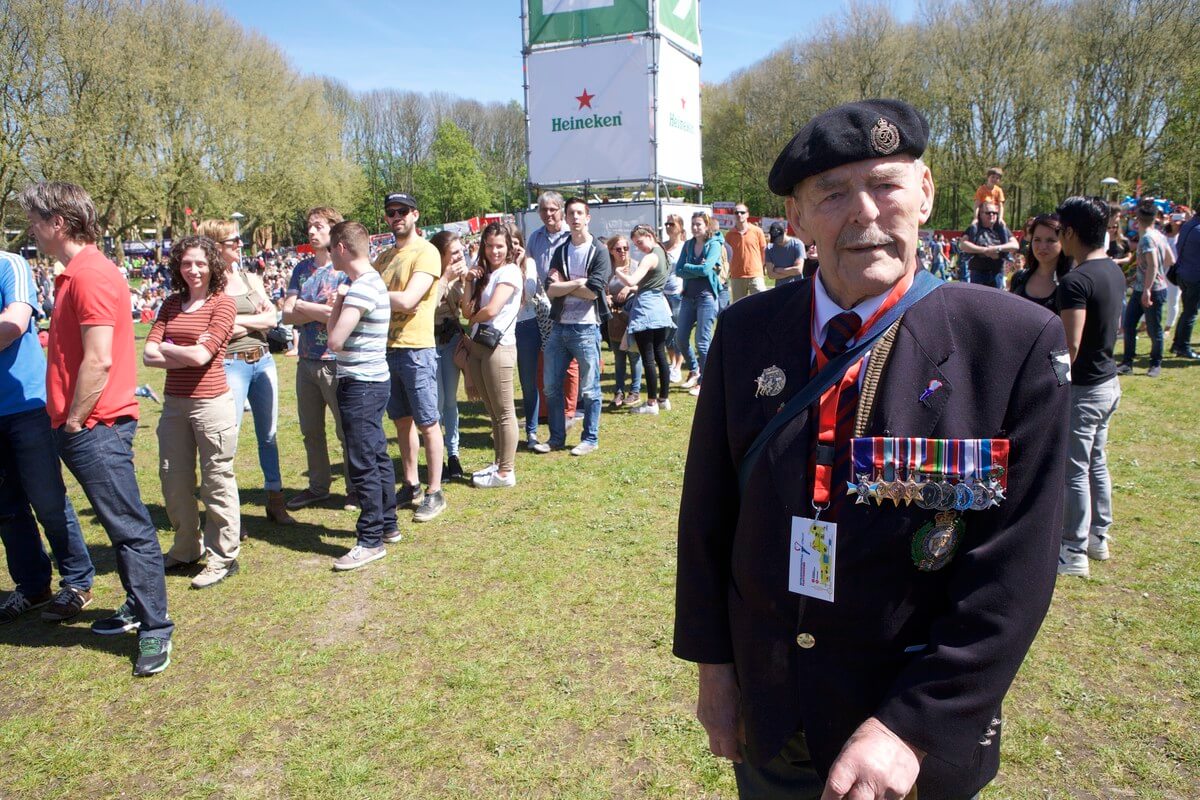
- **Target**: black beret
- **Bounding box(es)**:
[768,99,929,196]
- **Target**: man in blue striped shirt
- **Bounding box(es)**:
[327,221,397,571]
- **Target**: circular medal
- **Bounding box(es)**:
[918,481,939,510]
[937,480,956,512]
[971,482,992,511]
[953,482,974,512]
[911,511,964,571]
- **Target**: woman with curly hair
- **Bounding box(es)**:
[143,236,240,590]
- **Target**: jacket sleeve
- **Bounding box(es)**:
[673,316,740,663]
[675,239,720,279]
[874,315,1070,767]
[585,244,612,298]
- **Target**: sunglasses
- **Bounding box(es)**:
[613,246,629,252]
[385,206,414,219]
[221,236,242,244]
[736,210,749,215]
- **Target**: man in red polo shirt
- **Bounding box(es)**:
[20,181,173,677]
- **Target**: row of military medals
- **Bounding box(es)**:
[846,437,1011,571]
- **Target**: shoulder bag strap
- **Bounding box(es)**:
[737,270,945,494]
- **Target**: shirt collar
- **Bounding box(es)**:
[62,244,101,276]
[812,270,891,346]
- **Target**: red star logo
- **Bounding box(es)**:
[576,88,595,109]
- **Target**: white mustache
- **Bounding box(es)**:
[837,227,894,249]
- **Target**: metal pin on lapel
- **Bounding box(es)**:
[918,379,943,408]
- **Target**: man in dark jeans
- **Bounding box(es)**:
[958,203,1019,288]
[0,250,97,624]
[20,181,173,677]
[1170,212,1200,359]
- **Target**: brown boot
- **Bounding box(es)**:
[265,491,296,525]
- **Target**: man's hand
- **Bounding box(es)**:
[697,663,743,763]
[1141,288,1153,309]
[63,419,84,434]
[819,717,923,800]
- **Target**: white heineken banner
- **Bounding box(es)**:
[525,0,700,56]
[655,38,702,185]
[527,38,654,185]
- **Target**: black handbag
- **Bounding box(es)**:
[266,325,291,353]
[471,324,503,350]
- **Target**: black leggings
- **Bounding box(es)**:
[633,327,671,401]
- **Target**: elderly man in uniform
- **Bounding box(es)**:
[674,99,1069,800]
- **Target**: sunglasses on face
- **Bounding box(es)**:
[736,210,748,215]
[385,206,414,219]
[613,246,629,252]
[221,236,242,244]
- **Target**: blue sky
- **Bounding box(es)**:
[216,0,918,104]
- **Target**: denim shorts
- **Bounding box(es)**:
[385,347,440,427]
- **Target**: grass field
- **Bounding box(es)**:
[0,322,1197,799]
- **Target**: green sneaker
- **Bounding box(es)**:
[91,601,141,636]
[133,637,172,677]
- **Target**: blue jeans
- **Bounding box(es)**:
[613,347,642,395]
[435,334,462,457]
[0,407,95,595]
[515,317,542,440]
[544,323,602,447]
[969,269,1005,289]
[1122,288,1167,367]
[54,419,172,640]
[224,353,283,491]
[1171,278,1200,353]
[676,291,719,377]
[336,379,396,549]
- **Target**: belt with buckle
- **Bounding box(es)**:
[228,346,266,363]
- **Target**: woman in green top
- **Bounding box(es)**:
[198,218,294,527]
[613,224,676,414]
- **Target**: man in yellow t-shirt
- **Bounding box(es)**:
[973,167,1006,226]
[374,192,445,523]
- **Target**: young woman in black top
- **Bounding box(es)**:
[1010,214,1071,313]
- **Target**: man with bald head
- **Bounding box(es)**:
[674,100,1069,799]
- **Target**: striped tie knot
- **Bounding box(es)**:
[822,310,862,360]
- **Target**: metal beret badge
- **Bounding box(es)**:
[870,118,901,155]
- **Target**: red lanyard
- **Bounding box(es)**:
[809,270,914,508]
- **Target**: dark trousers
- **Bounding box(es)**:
[1122,288,1167,367]
[0,407,95,596]
[734,729,981,800]
[633,327,671,402]
[336,379,396,549]
[54,418,172,639]
[1171,278,1200,352]
[968,269,1004,289]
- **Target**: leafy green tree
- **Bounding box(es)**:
[418,121,491,226]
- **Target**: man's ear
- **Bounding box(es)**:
[785,195,809,243]
[918,163,934,224]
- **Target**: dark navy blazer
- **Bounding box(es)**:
[674,277,1069,800]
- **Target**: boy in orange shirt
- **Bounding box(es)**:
[973,167,1006,226]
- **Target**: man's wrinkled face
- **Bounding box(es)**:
[787,155,933,306]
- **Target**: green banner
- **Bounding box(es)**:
[658,0,700,52]
[527,0,650,46]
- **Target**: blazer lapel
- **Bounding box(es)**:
[869,287,956,439]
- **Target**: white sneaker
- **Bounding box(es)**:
[669,365,682,384]
[1057,546,1090,577]
[659,399,672,411]
[473,470,516,488]
[332,545,387,571]
[631,403,659,415]
[1087,534,1111,561]
[681,373,699,389]
[472,463,499,478]
[570,441,599,457]
[688,384,702,397]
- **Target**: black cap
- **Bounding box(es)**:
[384,192,418,210]
[1136,198,1158,217]
[768,99,929,196]
[768,222,786,239]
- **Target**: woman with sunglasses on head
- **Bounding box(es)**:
[197,219,293,527]
[429,230,469,482]
[461,223,524,488]
[606,235,642,408]
[674,211,723,397]
[143,236,240,589]
[612,224,675,414]
[1010,214,1071,313]
[662,214,686,384]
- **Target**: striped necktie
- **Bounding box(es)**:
[815,310,862,519]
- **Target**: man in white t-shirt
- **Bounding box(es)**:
[540,198,611,456]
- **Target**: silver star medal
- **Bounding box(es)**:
[754,366,786,398]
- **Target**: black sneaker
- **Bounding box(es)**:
[445,456,465,481]
[0,588,53,624]
[91,601,141,636]
[133,636,172,677]
[397,483,425,510]
[413,489,447,523]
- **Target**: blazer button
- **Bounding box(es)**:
[796,633,816,649]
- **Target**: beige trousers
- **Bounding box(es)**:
[158,392,241,567]
[296,358,349,494]
[730,276,766,302]
[467,343,518,473]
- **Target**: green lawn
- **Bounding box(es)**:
[0,322,1197,799]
